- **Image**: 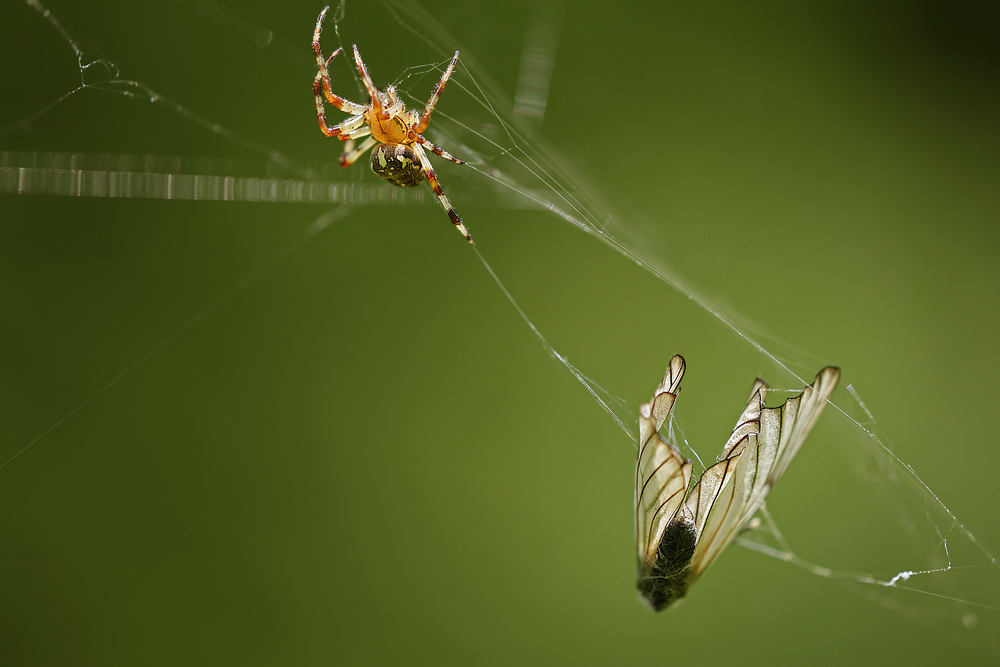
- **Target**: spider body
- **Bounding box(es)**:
[312,7,472,243]
[370,144,423,188]
[363,92,411,144]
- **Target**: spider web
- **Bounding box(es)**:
[1,0,998,663]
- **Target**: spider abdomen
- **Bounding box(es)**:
[371,143,424,188]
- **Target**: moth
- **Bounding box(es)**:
[634,355,840,611]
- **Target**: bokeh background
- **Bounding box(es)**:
[1,0,998,664]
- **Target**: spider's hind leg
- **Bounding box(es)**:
[411,142,473,244]
[416,136,465,166]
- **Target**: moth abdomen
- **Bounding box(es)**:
[637,517,697,611]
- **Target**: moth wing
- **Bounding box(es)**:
[684,367,840,580]
[718,379,767,460]
[644,354,686,433]
[758,366,841,491]
[738,366,840,519]
[683,435,753,580]
[635,355,693,563]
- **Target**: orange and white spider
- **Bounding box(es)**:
[312,7,472,244]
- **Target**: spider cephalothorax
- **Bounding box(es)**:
[312,7,472,244]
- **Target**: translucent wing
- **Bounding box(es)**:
[684,366,841,581]
[634,355,692,565]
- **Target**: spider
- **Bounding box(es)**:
[312,7,473,244]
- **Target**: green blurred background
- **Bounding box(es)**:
[1,0,998,664]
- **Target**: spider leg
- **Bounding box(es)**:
[411,142,473,244]
[313,9,366,116]
[415,51,459,135]
[339,136,378,168]
[340,125,372,142]
[353,45,385,119]
[315,109,364,140]
[335,115,368,138]
[415,136,465,165]
[313,50,366,115]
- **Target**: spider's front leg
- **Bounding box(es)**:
[416,51,460,134]
[315,112,366,142]
[352,45,386,120]
[313,7,367,137]
[411,142,473,244]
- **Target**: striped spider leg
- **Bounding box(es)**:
[312,7,473,244]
